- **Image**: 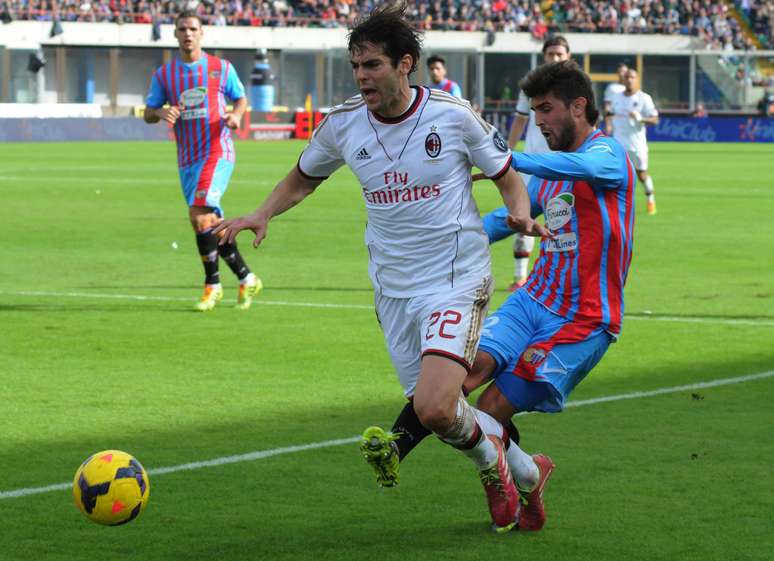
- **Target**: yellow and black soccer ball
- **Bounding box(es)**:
[73,450,150,526]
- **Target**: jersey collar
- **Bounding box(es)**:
[371,86,425,125]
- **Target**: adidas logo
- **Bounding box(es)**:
[355,147,371,160]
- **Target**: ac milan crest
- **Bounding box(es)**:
[425,132,442,158]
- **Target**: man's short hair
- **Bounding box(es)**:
[175,10,203,27]
[542,35,570,54]
[426,55,446,67]
[519,60,600,125]
[348,1,423,74]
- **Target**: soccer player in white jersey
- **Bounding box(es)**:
[603,63,628,118]
[482,35,571,292]
[213,2,548,533]
[606,68,659,214]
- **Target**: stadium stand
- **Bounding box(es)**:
[0,0,768,49]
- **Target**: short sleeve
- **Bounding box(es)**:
[145,70,167,109]
[297,115,345,179]
[515,90,530,115]
[641,93,658,118]
[223,61,246,101]
[461,104,512,179]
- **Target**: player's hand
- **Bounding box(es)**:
[506,215,554,239]
[159,106,181,125]
[224,113,241,130]
[212,211,269,248]
[629,110,642,122]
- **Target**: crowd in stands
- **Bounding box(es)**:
[0,0,770,49]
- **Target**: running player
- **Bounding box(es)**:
[144,11,262,311]
[214,2,549,533]
[482,35,571,291]
[364,60,636,533]
[606,68,659,215]
[603,62,628,118]
[426,54,462,98]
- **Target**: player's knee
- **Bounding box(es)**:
[413,398,455,433]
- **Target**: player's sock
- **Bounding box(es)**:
[513,234,534,282]
[438,396,499,469]
[506,441,540,491]
[391,401,432,461]
[218,240,251,281]
[195,229,220,285]
[644,176,655,200]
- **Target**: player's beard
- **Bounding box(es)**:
[549,115,577,151]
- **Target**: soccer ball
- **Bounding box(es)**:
[72,450,150,526]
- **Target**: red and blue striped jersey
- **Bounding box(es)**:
[515,131,636,336]
[146,53,245,169]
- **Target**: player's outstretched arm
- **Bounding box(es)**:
[213,167,322,247]
[495,168,552,238]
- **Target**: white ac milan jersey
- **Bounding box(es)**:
[610,89,658,153]
[515,89,550,155]
[299,86,512,298]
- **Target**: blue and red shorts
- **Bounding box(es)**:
[478,289,613,413]
[178,158,234,217]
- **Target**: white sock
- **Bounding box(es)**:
[514,257,529,281]
[439,398,499,470]
[506,442,539,491]
[644,176,655,199]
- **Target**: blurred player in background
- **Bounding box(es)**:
[481,35,571,292]
[144,11,262,311]
[426,54,462,98]
[368,60,636,533]
[603,63,628,117]
[606,68,659,215]
[214,1,549,533]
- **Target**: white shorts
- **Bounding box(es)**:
[375,276,493,397]
[626,148,648,171]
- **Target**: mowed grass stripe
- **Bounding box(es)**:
[3,290,773,326]
[2,369,771,501]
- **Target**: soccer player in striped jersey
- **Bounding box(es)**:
[426,55,462,98]
[372,60,636,532]
[482,35,572,291]
[214,1,550,533]
[144,11,261,311]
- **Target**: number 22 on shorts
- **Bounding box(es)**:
[425,310,462,340]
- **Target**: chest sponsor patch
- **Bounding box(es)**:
[180,87,207,108]
[545,232,577,252]
[545,193,574,230]
[181,108,207,120]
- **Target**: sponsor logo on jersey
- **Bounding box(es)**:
[355,147,371,161]
[180,87,207,108]
[181,108,208,120]
[493,131,508,152]
[545,232,578,252]
[363,184,441,205]
[425,132,442,158]
[545,193,575,230]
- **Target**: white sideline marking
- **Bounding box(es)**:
[1,370,772,500]
[3,290,773,325]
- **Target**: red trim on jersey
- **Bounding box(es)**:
[371,86,425,124]
[194,56,224,205]
[603,186,623,332]
[421,349,471,372]
[488,154,513,180]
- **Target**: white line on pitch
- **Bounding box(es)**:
[3,290,773,326]
[1,369,772,500]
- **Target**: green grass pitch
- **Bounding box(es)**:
[1,140,773,560]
